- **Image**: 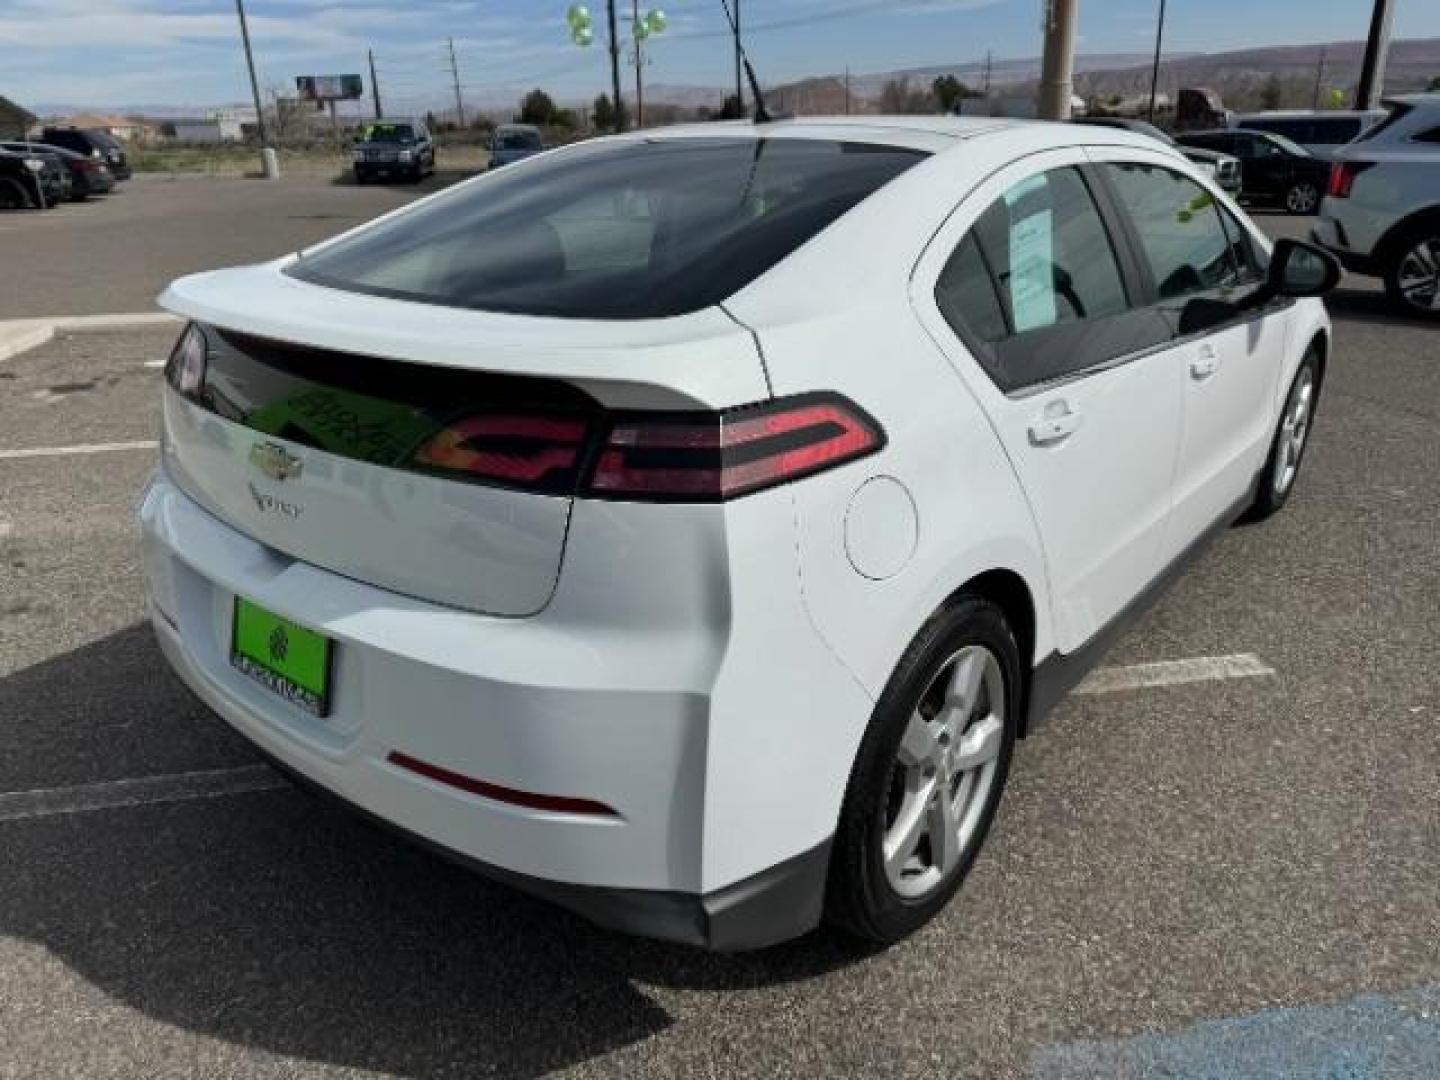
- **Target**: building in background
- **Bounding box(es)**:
[0,94,37,139]
[208,106,257,141]
[60,112,154,142]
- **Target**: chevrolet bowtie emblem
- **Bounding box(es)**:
[249,441,303,482]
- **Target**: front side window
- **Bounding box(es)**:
[1104,163,1240,300]
[289,137,927,320]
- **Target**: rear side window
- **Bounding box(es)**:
[1311,118,1362,144]
[934,166,1145,391]
[289,137,927,320]
[1413,126,1440,145]
[1103,163,1238,299]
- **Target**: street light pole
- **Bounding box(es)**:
[1038,0,1079,120]
[1146,0,1166,123]
[1355,0,1397,110]
[234,0,275,177]
[607,0,626,131]
[734,0,744,113]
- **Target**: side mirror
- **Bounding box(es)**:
[1266,238,1341,299]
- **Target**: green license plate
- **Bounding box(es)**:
[231,598,333,717]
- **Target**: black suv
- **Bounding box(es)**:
[1177,129,1330,214]
[352,119,435,183]
[39,127,132,181]
[0,147,67,208]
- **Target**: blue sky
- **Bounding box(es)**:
[4,0,1439,110]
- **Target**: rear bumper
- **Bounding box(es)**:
[140,468,861,948]
[1311,216,1378,276]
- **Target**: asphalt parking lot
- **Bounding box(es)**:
[1,177,1437,1078]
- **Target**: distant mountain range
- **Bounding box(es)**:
[27,38,1440,120]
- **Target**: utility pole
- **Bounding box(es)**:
[607,0,626,131]
[446,37,465,128]
[983,50,993,99]
[234,0,275,177]
[1355,0,1396,110]
[844,67,851,115]
[1146,0,1166,123]
[1038,0,1079,120]
[632,0,644,128]
[733,0,744,113]
[1311,45,1327,110]
[368,48,383,119]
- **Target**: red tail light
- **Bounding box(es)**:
[584,392,885,502]
[413,411,590,495]
[1327,162,1369,199]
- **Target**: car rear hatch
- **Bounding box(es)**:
[158,263,770,617]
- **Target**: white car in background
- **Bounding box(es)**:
[142,118,1338,949]
[1313,94,1440,318]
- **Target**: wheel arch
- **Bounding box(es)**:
[942,567,1040,738]
[1374,205,1440,268]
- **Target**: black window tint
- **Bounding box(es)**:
[289,137,926,320]
[1105,163,1238,300]
[935,235,1008,343]
[1413,126,1440,145]
[968,167,1128,335]
[1312,118,1361,143]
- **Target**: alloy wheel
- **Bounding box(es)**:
[883,645,1005,900]
[1395,237,1440,313]
[1273,366,1315,496]
[1286,183,1319,215]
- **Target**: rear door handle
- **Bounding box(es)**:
[1028,400,1082,446]
[1190,344,1221,381]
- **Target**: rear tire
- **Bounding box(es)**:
[1382,224,1440,320]
[826,595,1020,946]
[1245,347,1320,522]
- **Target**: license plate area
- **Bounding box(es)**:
[230,597,333,717]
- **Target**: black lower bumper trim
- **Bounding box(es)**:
[241,739,831,952]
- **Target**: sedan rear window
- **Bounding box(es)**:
[288,137,928,320]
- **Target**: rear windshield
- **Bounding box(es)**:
[363,123,415,143]
[288,136,928,320]
[495,130,542,151]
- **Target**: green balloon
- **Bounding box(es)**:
[644,9,667,34]
[566,4,591,30]
[572,25,594,46]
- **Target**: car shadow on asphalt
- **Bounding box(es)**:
[1323,286,1437,331]
[0,624,861,1078]
[329,167,480,194]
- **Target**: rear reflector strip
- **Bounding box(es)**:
[387,751,618,817]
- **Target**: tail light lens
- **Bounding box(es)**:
[165,323,208,398]
[413,412,591,495]
[584,393,884,502]
[1327,161,1371,199]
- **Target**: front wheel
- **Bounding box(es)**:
[1285,180,1320,215]
[1245,348,1320,522]
[1383,228,1440,319]
[826,596,1019,945]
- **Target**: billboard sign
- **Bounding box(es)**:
[296,75,364,102]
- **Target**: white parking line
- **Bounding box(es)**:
[1076,653,1275,695]
[0,439,158,461]
[0,765,288,824]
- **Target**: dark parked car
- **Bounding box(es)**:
[39,126,132,181]
[1178,129,1331,214]
[0,147,67,208]
[1072,117,1242,193]
[487,124,544,169]
[0,141,114,199]
[352,119,435,183]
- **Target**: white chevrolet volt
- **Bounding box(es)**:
[142,118,1339,949]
